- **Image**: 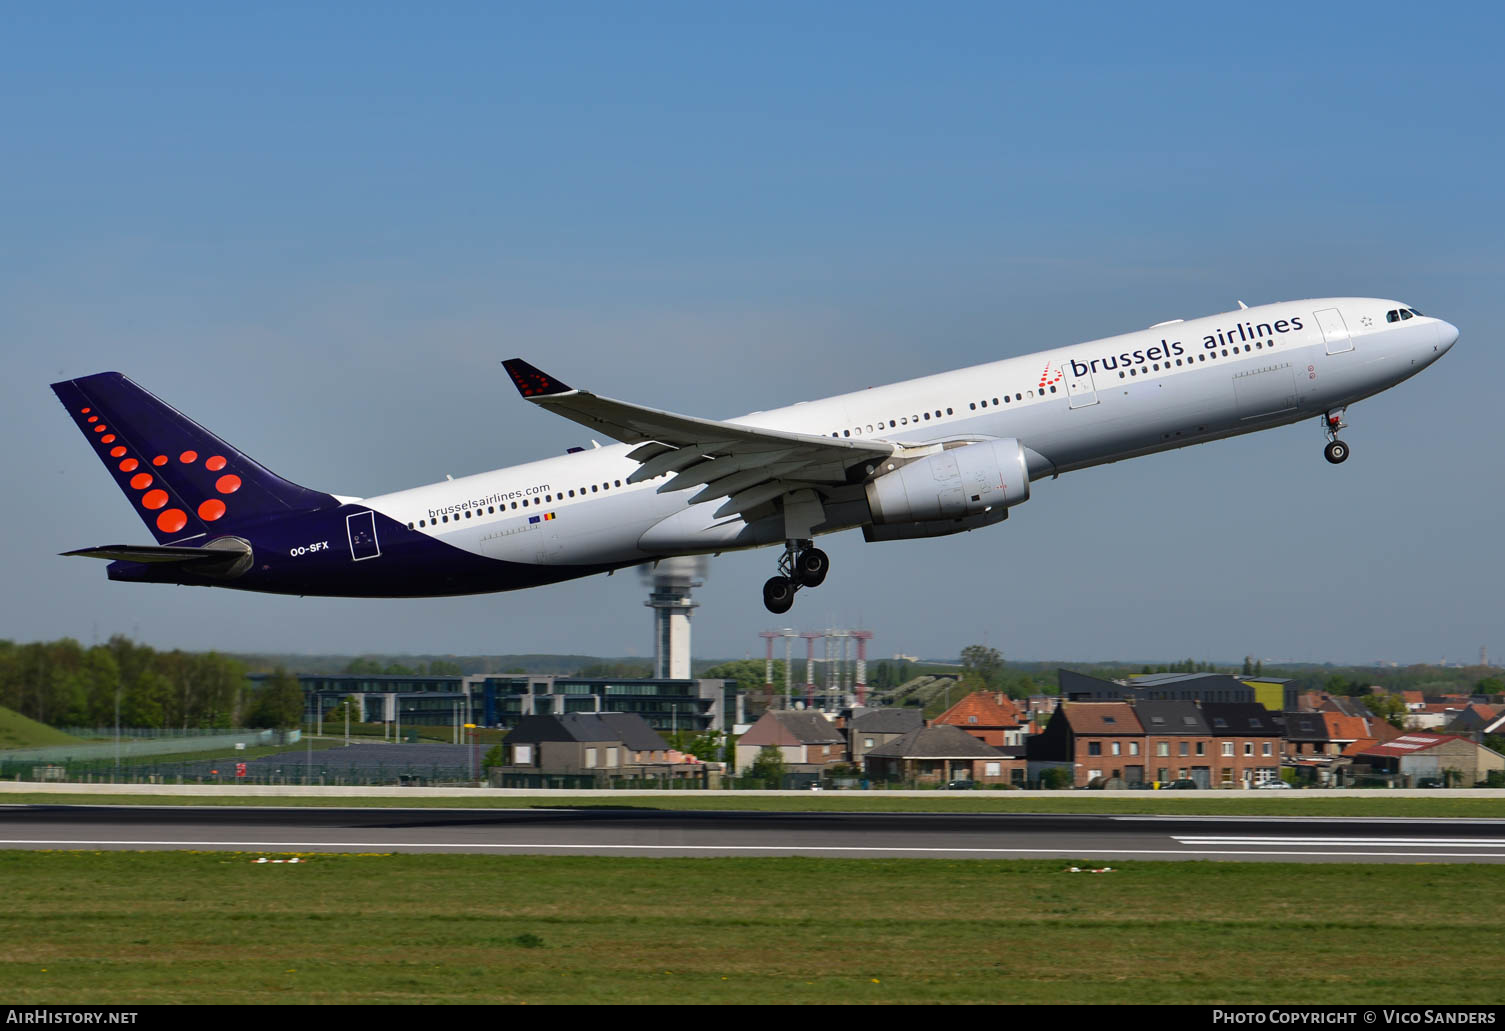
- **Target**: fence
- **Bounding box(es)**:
[1,758,480,787]
[56,726,250,740]
[1,730,277,764]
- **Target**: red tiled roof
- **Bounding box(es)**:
[1322,713,1371,742]
[933,691,1021,729]
[1061,701,1142,735]
[1356,733,1468,758]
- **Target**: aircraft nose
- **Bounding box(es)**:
[1435,320,1459,354]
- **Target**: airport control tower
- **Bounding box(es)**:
[641,556,709,679]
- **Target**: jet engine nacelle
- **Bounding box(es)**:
[863,438,1030,529]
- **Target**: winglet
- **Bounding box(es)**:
[502,359,572,398]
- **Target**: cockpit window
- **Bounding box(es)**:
[1388,309,1414,322]
[1408,308,1424,317]
[1387,310,1399,322]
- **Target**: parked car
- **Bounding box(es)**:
[945,778,976,790]
[1160,779,1199,790]
[1255,779,1293,790]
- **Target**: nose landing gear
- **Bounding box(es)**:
[762,540,830,613]
[1322,409,1350,465]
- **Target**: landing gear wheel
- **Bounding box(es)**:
[763,576,795,614]
[795,548,829,588]
[1324,440,1349,465]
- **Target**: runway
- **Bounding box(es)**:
[4,804,1505,862]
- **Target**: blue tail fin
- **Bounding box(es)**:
[52,371,338,544]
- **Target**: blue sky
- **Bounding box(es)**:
[4,4,1501,665]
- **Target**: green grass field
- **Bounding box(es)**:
[0,706,81,750]
[1,790,1501,820]
[0,851,1497,1005]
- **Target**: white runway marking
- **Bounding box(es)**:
[1174,836,1505,848]
[6,838,1505,859]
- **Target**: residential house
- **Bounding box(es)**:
[496,712,692,780]
[1201,702,1287,786]
[1135,700,1214,787]
[1027,701,1145,787]
[931,691,1025,747]
[1444,704,1505,742]
[863,724,1022,786]
[734,710,847,774]
[847,708,925,767]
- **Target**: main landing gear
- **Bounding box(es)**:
[1322,408,1350,465]
[762,540,829,614]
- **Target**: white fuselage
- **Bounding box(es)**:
[364,297,1455,573]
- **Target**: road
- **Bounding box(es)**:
[4,804,1505,862]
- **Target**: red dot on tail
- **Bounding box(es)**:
[110,446,127,458]
[153,455,168,466]
[93,425,106,433]
[180,450,198,464]
[87,416,98,423]
[130,473,152,490]
[118,458,139,472]
[198,499,226,521]
[156,509,187,534]
[141,489,168,510]
[101,435,116,443]
[216,474,242,495]
[206,455,226,471]
[80,408,91,414]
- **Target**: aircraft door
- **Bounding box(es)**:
[1064,361,1098,409]
[1315,308,1353,355]
[346,510,381,561]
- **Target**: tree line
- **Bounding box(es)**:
[0,636,303,731]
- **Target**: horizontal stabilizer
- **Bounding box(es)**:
[63,544,239,565]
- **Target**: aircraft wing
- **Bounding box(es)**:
[502,359,894,519]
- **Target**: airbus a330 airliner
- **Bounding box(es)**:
[53,297,1456,613]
